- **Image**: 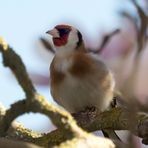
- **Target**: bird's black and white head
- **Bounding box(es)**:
[46,24,83,53]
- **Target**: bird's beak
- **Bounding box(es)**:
[46,29,60,38]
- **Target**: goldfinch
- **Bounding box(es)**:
[46,24,115,113]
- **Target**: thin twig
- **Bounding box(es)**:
[89,29,120,54]
[131,0,148,54]
[40,37,55,54]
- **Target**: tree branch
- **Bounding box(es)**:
[1,106,148,146]
[0,38,36,99]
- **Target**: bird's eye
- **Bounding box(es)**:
[58,28,70,37]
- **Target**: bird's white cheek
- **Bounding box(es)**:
[66,29,79,49]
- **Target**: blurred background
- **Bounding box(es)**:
[0,0,148,147]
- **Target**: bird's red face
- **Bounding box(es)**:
[46,25,71,47]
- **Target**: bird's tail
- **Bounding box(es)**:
[102,129,121,140]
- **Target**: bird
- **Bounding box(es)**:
[46,24,120,140]
[46,24,115,114]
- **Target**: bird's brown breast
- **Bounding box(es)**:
[50,52,93,84]
[50,52,106,85]
[69,53,93,77]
